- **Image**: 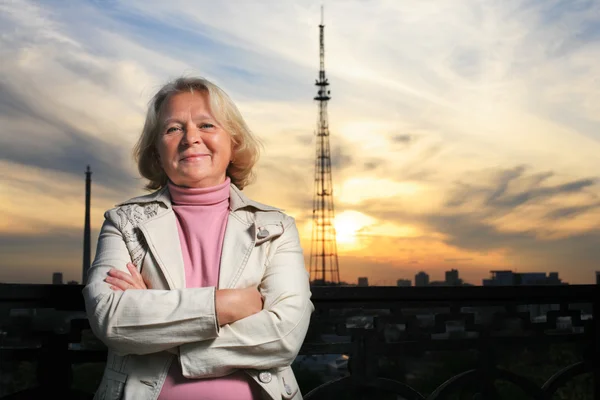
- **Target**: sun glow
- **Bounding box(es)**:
[334,210,375,249]
[338,177,421,205]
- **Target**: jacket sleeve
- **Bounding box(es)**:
[178,215,314,378]
[82,210,220,356]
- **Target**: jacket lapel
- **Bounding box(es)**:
[117,183,282,291]
[217,214,255,289]
[138,210,186,290]
[218,184,283,289]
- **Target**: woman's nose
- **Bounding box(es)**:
[182,122,202,145]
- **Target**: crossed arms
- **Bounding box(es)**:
[83,210,313,378]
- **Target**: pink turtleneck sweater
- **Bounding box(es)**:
[157,177,262,400]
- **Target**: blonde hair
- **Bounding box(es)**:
[134,76,261,190]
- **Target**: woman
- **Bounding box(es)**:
[83,76,314,400]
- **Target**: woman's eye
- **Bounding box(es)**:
[199,123,214,129]
[166,126,181,133]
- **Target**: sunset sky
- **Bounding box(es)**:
[1,0,599,285]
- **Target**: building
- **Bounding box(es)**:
[483,270,565,286]
[596,271,600,285]
[546,272,561,285]
[427,281,448,286]
[52,272,63,285]
[518,273,548,285]
[396,279,411,287]
[415,271,429,287]
[482,270,513,286]
[357,277,369,287]
[445,269,462,286]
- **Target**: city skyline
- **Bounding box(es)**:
[35,264,591,288]
[1,0,600,285]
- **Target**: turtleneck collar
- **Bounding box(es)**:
[167,177,231,206]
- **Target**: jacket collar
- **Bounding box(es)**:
[116,183,281,212]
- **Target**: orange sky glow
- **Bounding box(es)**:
[1,0,599,286]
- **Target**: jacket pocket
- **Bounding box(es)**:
[255,222,285,245]
[94,367,128,400]
[277,366,299,399]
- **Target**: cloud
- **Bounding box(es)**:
[487,177,597,210]
[426,209,600,282]
[2,0,600,285]
[329,141,355,172]
[0,83,136,193]
[425,213,532,252]
[390,134,415,145]
[546,202,600,220]
[294,132,314,146]
[349,163,600,283]
[0,228,91,284]
[444,166,598,212]
[445,258,474,262]
[363,160,386,171]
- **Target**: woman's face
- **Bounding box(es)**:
[156,91,232,188]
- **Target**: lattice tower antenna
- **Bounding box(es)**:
[309,6,340,286]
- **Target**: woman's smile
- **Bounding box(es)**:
[180,153,211,162]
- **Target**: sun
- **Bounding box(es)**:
[335,216,360,245]
[334,210,374,248]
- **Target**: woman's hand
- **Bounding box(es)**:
[105,263,149,291]
[215,287,263,326]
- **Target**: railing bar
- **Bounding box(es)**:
[1,283,596,398]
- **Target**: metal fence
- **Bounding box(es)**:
[0,284,598,399]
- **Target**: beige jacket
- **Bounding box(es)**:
[83,184,314,400]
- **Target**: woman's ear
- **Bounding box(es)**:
[230,143,237,164]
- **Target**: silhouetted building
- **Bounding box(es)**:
[483,270,513,285]
[357,277,369,287]
[519,273,551,285]
[415,271,429,287]
[445,269,462,286]
[483,270,565,286]
[596,271,600,285]
[52,272,63,285]
[428,281,448,286]
[396,279,411,287]
[547,272,561,285]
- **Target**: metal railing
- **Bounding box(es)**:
[0,283,598,399]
